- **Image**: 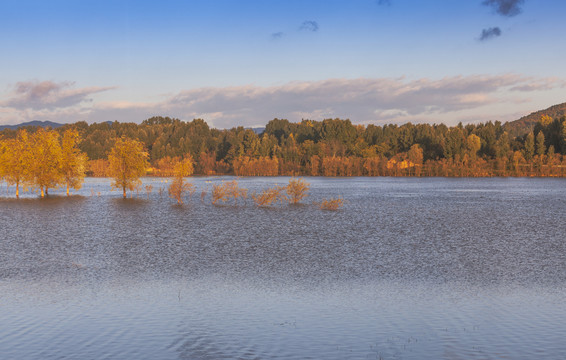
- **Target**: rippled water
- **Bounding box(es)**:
[1,177,566,359]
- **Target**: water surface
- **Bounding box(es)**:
[1,177,566,359]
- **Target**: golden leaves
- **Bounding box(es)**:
[0,128,88,197]
[108,136,149,198]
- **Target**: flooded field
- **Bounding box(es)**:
[1,177,566,359]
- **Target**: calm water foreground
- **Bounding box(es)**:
[1,177,566,359]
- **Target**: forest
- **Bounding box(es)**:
[1,114,566,179]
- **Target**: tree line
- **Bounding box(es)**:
[2,114,566,181]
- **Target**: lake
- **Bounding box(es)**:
[1,177,566,359]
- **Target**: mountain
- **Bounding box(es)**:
[249,127,265,135]
[504,102,566,138]
[0,120,64,131]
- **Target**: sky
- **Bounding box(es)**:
[1,0,566,129]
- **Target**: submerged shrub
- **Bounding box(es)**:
[168,157,195,204]
[252,186,287,207]
[145,184,153,198]
[168,178,195,204]
[320,197,343,211]
[286,177,310,204]
[211,180,247,205]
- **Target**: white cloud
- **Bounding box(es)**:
[153,75,564,127]
[1,75,565,127]
[1,80,115,111]
[374,109,410,119]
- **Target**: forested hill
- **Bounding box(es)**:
[2,105,566,178]
[2,101,564,137]
[503,102,566,138]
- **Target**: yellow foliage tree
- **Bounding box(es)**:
[60,129,88,196]
[466,134,481,161]
[108,136,149,198]
[0,130,29,198]
[540,114,553,126]
[174,155,194,178]
[27,128,62,198]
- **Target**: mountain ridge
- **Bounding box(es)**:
[0,120,64,131]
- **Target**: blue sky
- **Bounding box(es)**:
[1,0,565,128]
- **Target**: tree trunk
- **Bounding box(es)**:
[67,183,70,196]
[16,182,19,199]
[41,187,45,198]
[123,187,127,198]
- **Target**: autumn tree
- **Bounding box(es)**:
[536,131,546,157]
[535,131,546,174]
[286,177,310,204]
[27,128,62,198]
[407,144,424,176]
[88,159,109,177]
[168,156,195,204]
[540,114,553,126]
[0,130,29,198]
[524,131,535,161]
[512,151,524,175]
[466,134,481,161]
[108,136,149,198]
[60,129,88,196]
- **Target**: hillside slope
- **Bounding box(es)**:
[504,102,566,138]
